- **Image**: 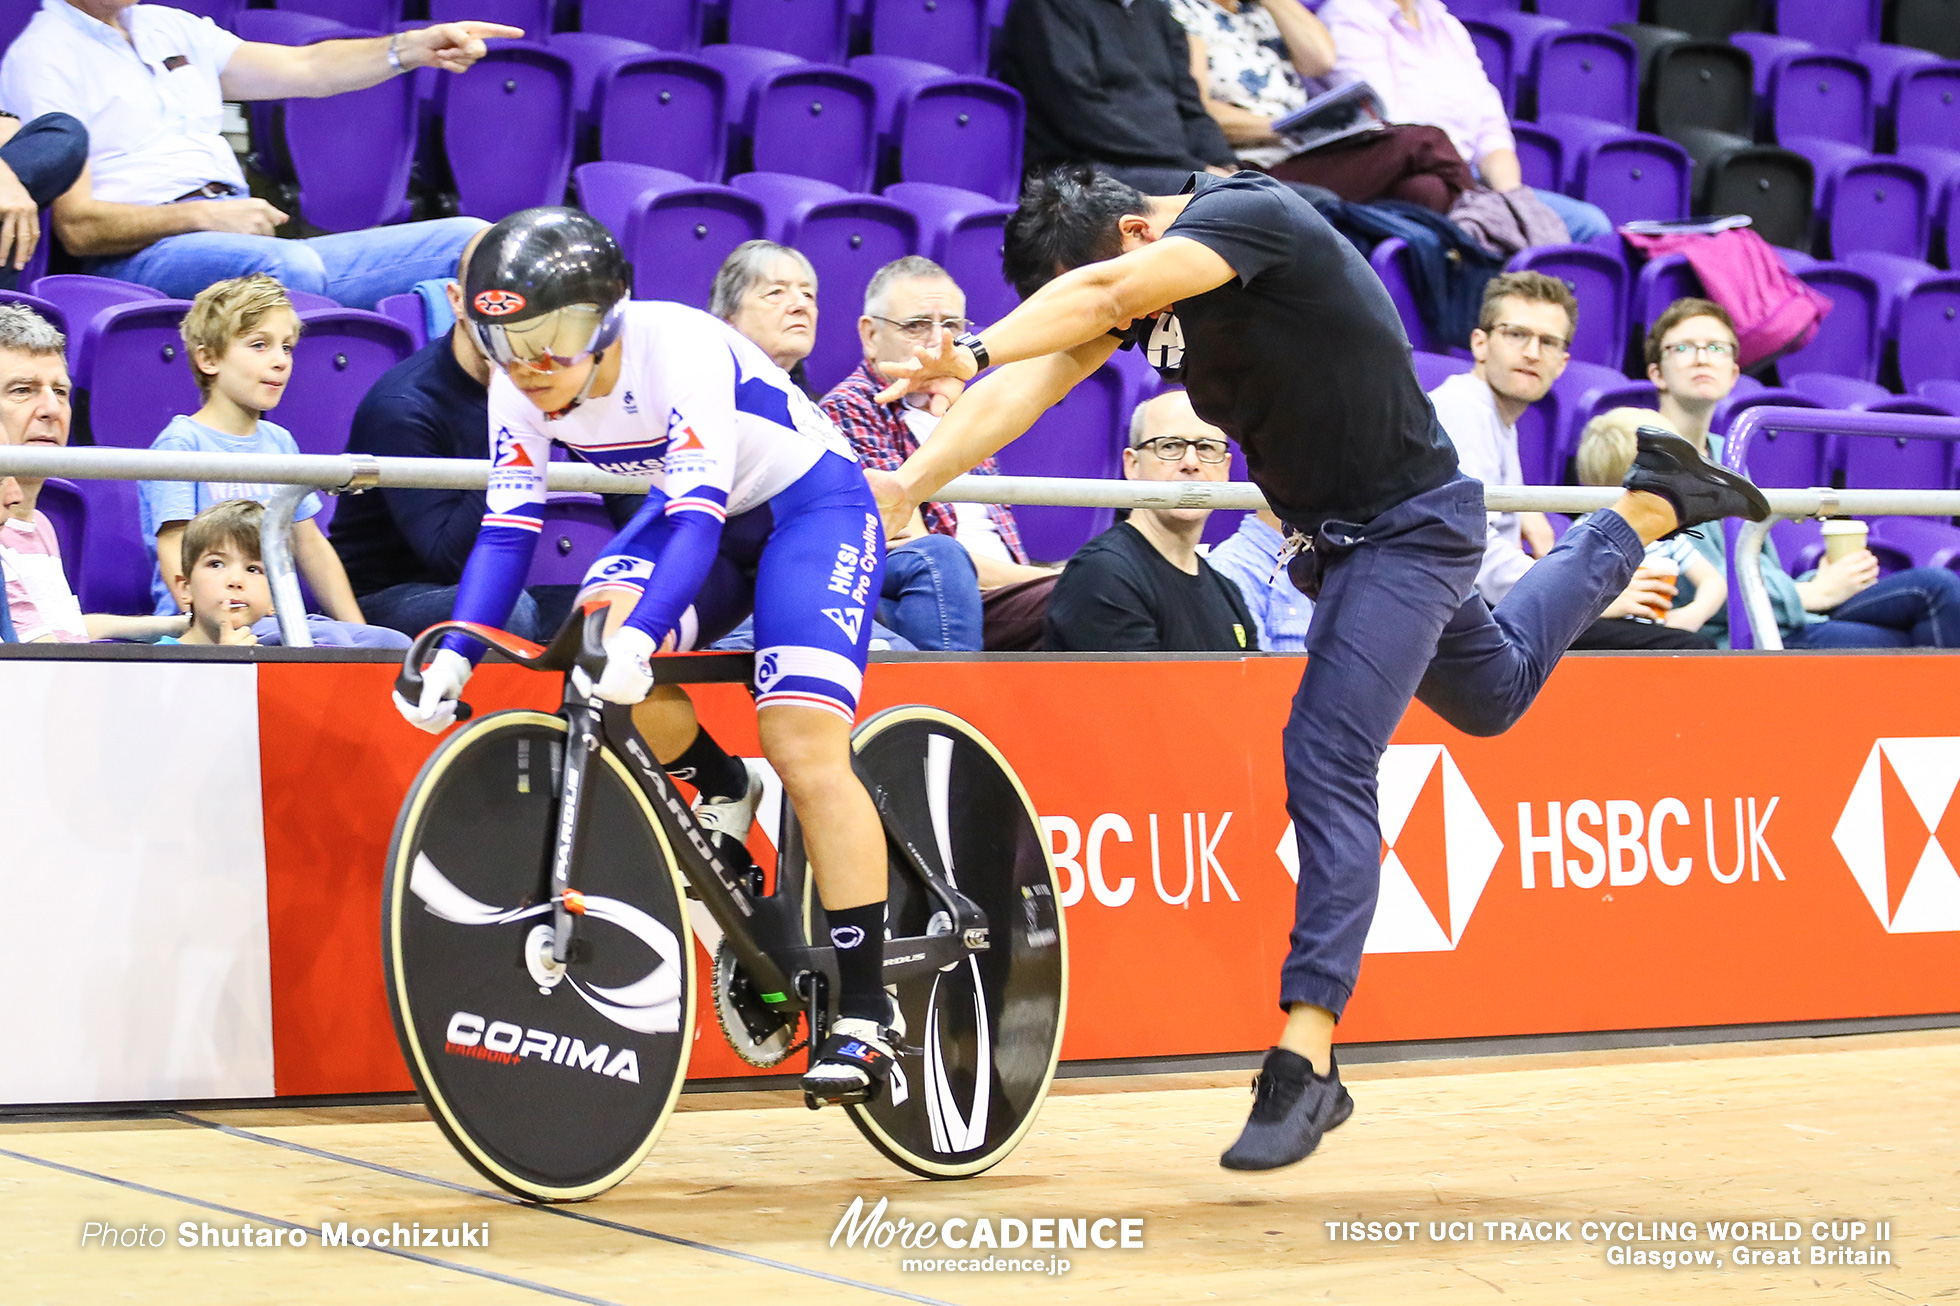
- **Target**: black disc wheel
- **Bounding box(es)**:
[810,706,1067,1178]
[383,710,695,1201]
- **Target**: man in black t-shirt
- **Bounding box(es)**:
[869,165,1768,1172]
[1044,390,1255,652]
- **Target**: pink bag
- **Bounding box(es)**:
[1621,226,1833,368]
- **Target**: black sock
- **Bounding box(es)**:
[825,901,889,1025]
[666,727,748,804]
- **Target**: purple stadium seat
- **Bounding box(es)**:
[1412,350,1473,393]
[850,54,946,138]
[888,77,1023,201]
[231,11,364,184]
[1445,0,1522,19]
[274,0,402,28]
[731,171,848,239]
[1789,140,1931,259]
[73,300,201,450]
[993,360,1132,562]
[284,52,417,231]
[65,475,152,615]
[1710,384,1821,439]
[777,192,919,389]
[581,0,705,50]
[1784,371,1897,409]
[1894,64,1960,154]
[528,495,617,586]
[1739,415,1830,487]
[579,163,769,305]
[442,44,576,221]
[726,0,850,63]
[550,33,658,139]
[170,0,243,26]
[1894,274,1960,391]
[1504,243,1627,367]
[284,310,417,462]
[1535,114,1691,224]
[0,0,36,50]
[1509,123,1563,191]
[749,65,878,191]
[1842,250,1947,347]
[1728,32,1815,103]
[1368,237,1451,354]
[28,275,160,372]
[1783,263,1882,381]
[0,291,67,346]
[1765,53,1875,147]
[596,55,729,182]
[883,181,1017,328]
[36,478,85,586]
[1461,17,1533,117]
[374,293,428,349]
[1856,41,1942,112]
[1629,250,1702,345]
[1531,28,1640,127]
[282,289,340,313]
[1542,360,1646,479]
[1921,379,1960,411]
[1767,0,1878,52]
[429,0,549,35]
[1534,0,1635,24]
[869,0,989,76]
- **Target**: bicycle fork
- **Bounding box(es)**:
[546,699,605,965]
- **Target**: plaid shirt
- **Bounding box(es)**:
[820,362,1029,565]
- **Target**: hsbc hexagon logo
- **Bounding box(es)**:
[1276,744,1503,953]
[1832,738,1960,934]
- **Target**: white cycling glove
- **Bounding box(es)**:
[393,648,472,734]
[594,626,657,704]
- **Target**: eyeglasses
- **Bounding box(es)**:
[1488,323,1571,357]
[871,314,973,341]
[1133,436,1231,464]
[475,302,613,371]
[1661,340,1739,361]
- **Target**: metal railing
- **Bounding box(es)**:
[6,434,1960,649]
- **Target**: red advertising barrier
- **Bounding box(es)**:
[257,655,1960,1098]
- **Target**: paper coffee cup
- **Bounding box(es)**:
[1822,519,1868,564]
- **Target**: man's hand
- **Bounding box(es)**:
[1802,548,1881,611]
[874,329,976,404]
[402,22,525,73]
[0,159,39,271]
[1601,566,1677,622]
[191,197,288,236]
[864,468,917,538]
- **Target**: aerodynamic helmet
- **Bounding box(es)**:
[461,207,632,371]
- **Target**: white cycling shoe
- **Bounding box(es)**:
[693,762,764,853]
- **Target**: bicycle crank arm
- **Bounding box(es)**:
[778,929,970,992]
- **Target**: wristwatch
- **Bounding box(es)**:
[386,32,405,73]
[953,331,989,374]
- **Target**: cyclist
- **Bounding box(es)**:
[393,207,896,1106]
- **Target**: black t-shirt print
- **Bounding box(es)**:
[1043,522,1257,653]
[1116,171,1459,532]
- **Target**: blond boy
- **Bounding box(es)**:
[1575,408,1728,634]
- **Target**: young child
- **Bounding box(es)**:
[140,274,366,624]
[3,474,188,643]
[1575,408,1729,634]
[161,499,411,647]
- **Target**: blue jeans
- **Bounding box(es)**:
[359,580,547,643]
[1533,188,1613,244]
[1790,568,1960,649]
[0,112,87,292]
[89,215,486,309]
[877,534,983,652]
[1279,475,1641,1018]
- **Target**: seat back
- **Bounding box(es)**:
[1367,237,1449,354]
[580,0,704,49]
[285,310,417,461]
[1823,159,1930,259]
[286,60,416,231]
[627,185,770,306]
[374,292,428,349]
[66,476,153,616]
[275,0,402,29]
[1782,265,1881,381]
[869,0,988,75]
[1536,29,1639,127]
[750,68,878,191]
[597,56,728,182]
[1536,0,1636,22]
[1462,20,1518,116]
[1768,0,1878,51]
[1740,423,1831,486]
[1511,123,1564,191]
[1897,275,1960,391]
[75,301,201,450]
[892,80,1023,202]
[1412,350,1474,393]
[1646,42,1754,138]
[429,0,550,32]
[1896,66,1960,153]
[884,181,1017,327]
[442,45,575,221]
[1576,131,1691,223]
[573,160,693,237]
[1630,250,1703,344]
[1892,0,1960,60]
[994,362,1129,562]
[527,496,618,586]
[36,478,86,588]
[1679,131,1816,251]
[782,197,919,390]
[1645,0,1757,39]
[0,291,67,346]
[1840,430,1954,489]
[29,275,161,373]
[726,0,849,62]
[1770,54,1874,147]
[1505,243,1628,367]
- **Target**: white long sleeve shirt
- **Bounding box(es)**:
[1427,371,1532,605]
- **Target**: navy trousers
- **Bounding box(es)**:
[1279,475,1643,1017]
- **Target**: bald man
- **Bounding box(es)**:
[331,232,638,639]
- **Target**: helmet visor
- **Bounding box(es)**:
[474,303,609,371]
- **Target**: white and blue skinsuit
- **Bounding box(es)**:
[447,301,886,722]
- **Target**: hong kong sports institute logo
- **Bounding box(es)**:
[1276,745,1503,953]
[1832,738,1960,934]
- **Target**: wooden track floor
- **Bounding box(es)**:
[2,1028,1954,1305]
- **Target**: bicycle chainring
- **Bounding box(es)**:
[713,937,802,1068]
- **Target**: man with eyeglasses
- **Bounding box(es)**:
[1043,389,1255,651]
[1648,297,1960,650]
[868,165,1770,1171]
[1431,272,1708,649]
[822,256,1059,649]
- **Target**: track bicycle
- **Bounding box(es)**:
[382,608,1068,1201]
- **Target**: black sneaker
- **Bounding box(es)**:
[1623,427,1770,533]
[1220,1048,1354,1172]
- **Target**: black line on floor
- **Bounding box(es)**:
[0,1143,626,1306]
[171,1114,957,1306]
